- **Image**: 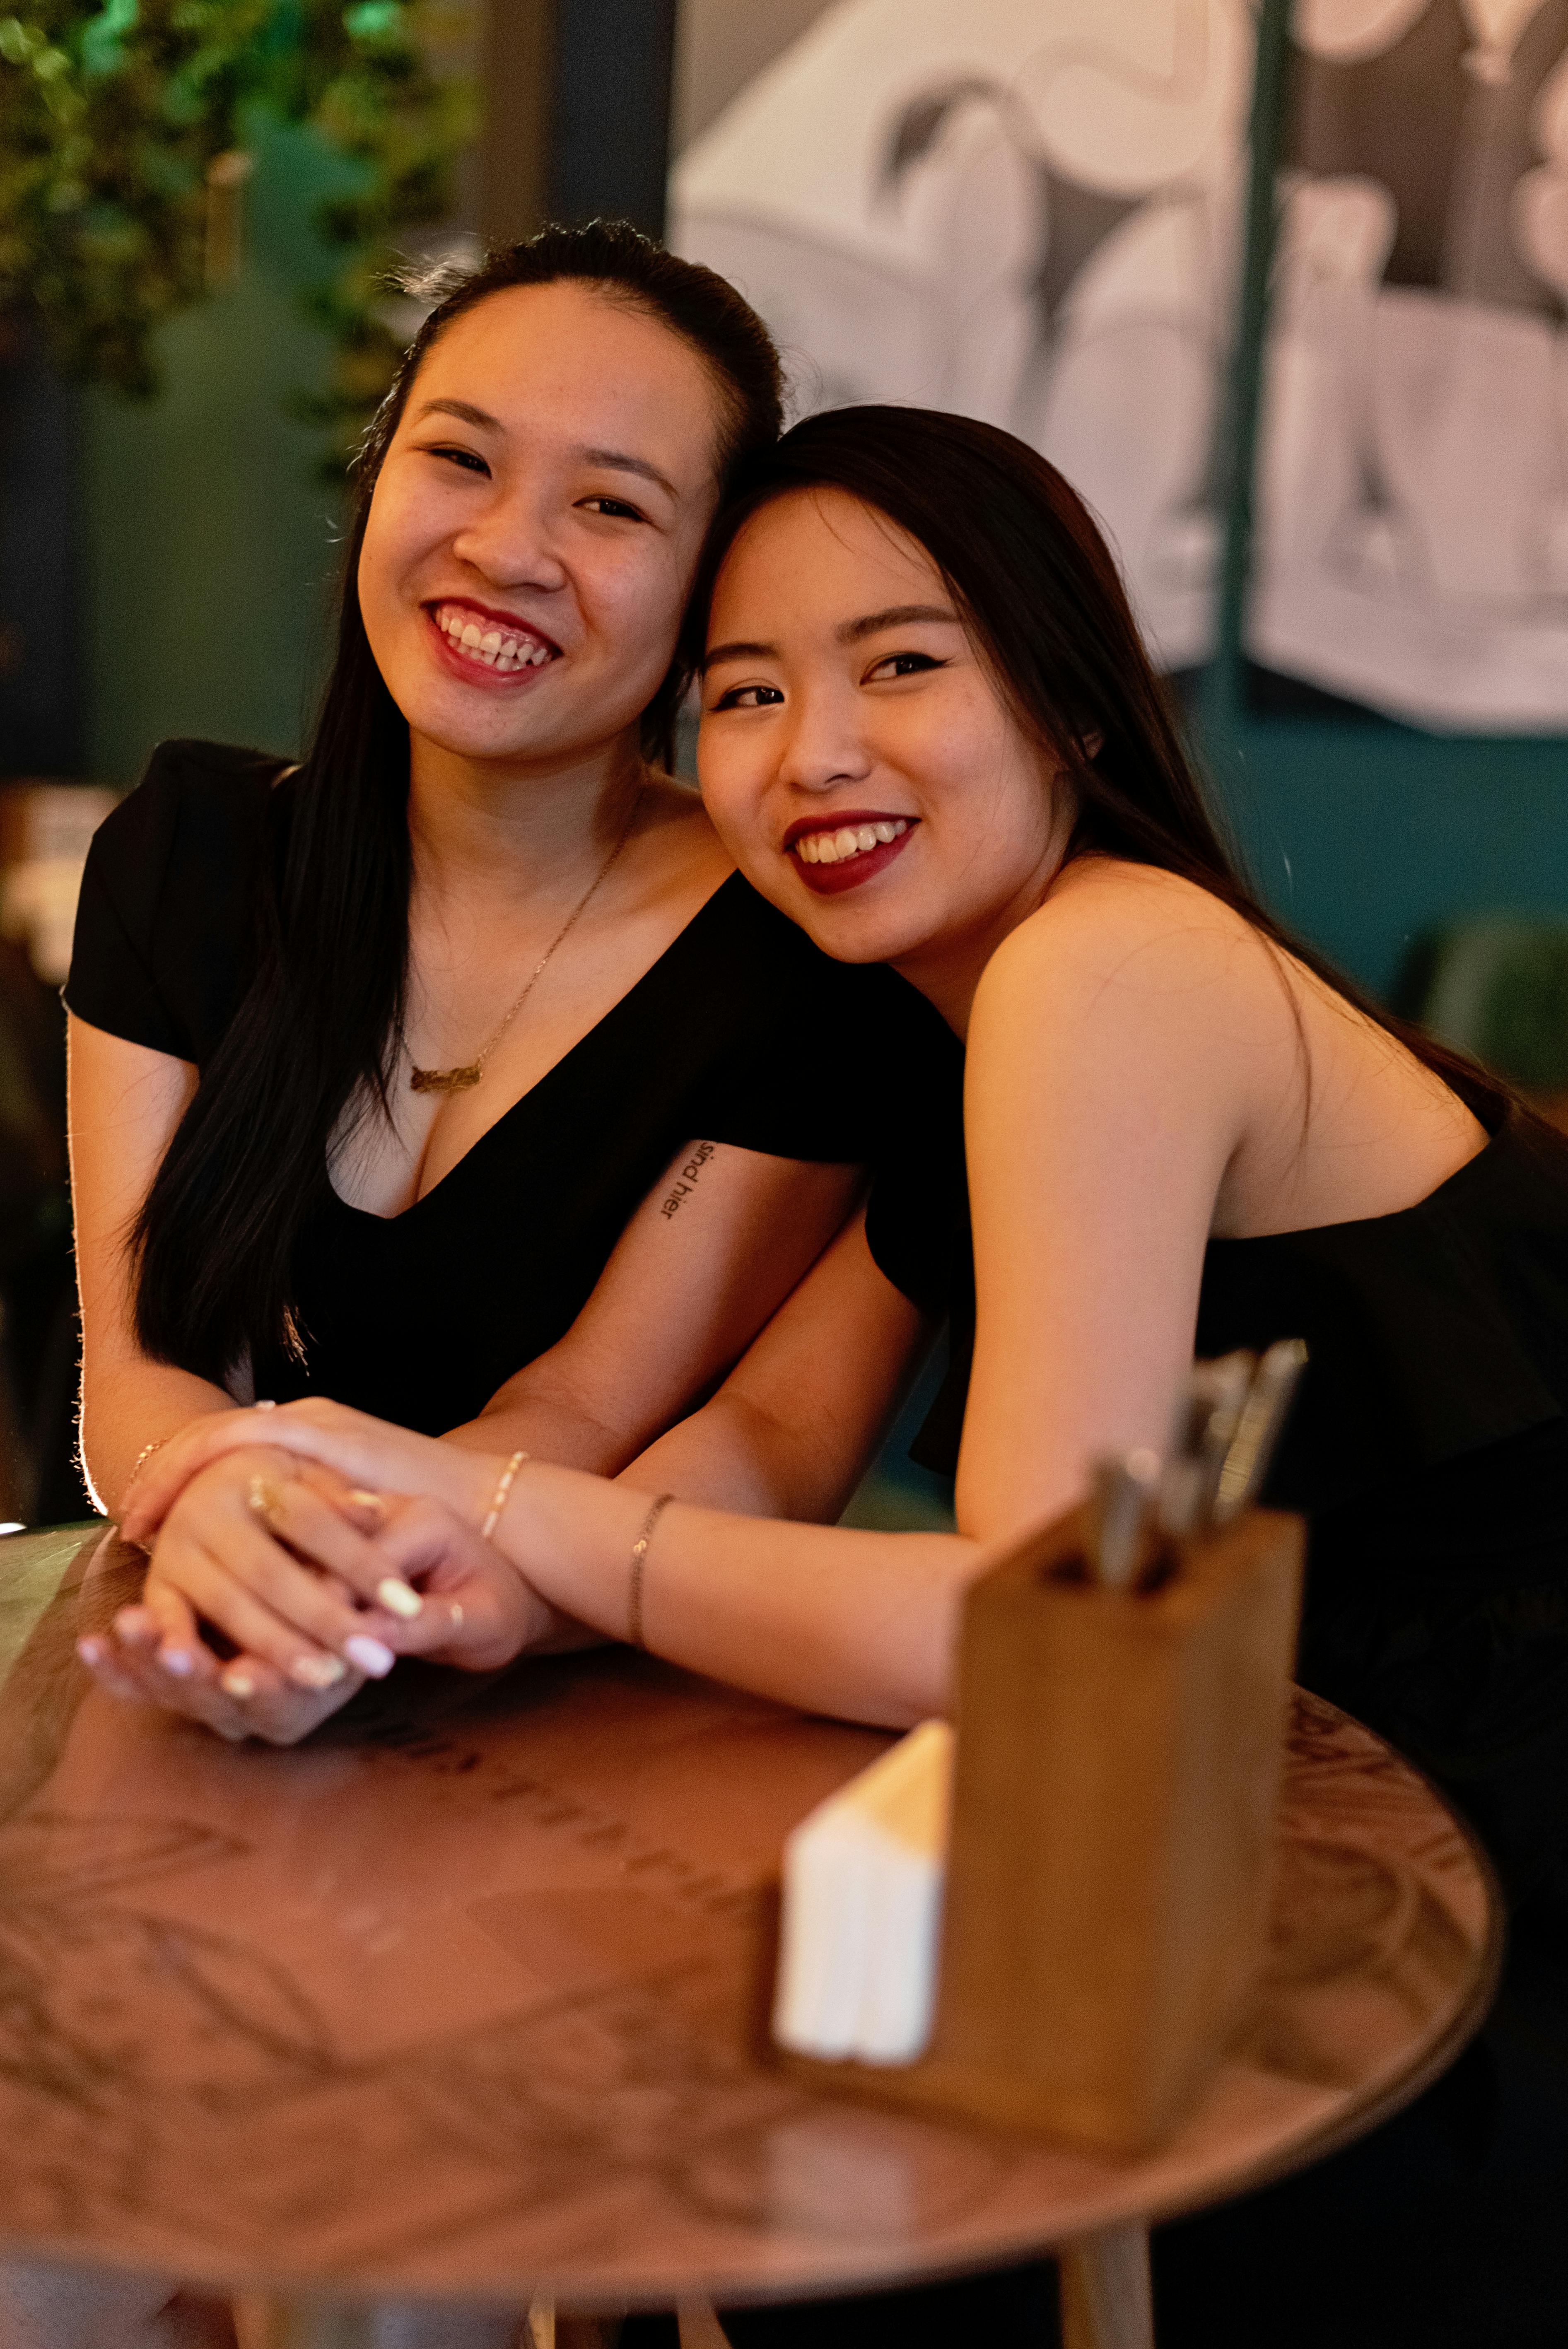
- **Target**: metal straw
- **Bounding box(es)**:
[1159,1351,1254,1536]
[1213,1338,1309,1523]
[1091,1449,1162,1588]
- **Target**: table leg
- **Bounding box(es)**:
[232,2295,525,2348]
[1058,2224,1154,2349]
[232,2303,375,2349]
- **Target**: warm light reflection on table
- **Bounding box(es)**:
[0,1524,1500,2338]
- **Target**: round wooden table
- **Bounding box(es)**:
[0,1525,1502,2348]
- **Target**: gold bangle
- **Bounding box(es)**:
[480,1449,528,1541]
[627,1492,674,1652]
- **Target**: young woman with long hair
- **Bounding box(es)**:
[129,403,1568,2347]
[65,243,952,1760]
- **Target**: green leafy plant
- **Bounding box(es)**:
[0,0,473,434]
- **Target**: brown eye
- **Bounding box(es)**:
[867,651,943,682]
[579,496,646,522]
[425,444,489,476]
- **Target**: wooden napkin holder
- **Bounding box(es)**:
[783,1498,1304,2154]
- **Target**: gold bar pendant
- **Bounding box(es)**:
[409,1064,482,1094]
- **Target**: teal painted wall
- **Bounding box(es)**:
[1201,713,1568,1001]
[82,112,355,787]
[1192,0,1568,1010]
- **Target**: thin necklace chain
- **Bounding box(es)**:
[409,785,644,1096]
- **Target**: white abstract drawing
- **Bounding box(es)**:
[1254,0,1568,727]
[670,0,1255,674]
[671,0,1568,731]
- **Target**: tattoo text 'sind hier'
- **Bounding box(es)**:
[661,1141,716,1218]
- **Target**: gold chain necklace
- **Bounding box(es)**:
[408,789,642,1096]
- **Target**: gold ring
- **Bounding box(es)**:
[247,1472,287,1530]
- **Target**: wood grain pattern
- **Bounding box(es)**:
[0,1526,1500,2315]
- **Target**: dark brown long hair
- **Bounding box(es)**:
[133,223,784,1383]
[684,403,1500,1109]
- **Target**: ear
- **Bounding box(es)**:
[1079,728,1105,761]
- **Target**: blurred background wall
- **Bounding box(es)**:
[81,116,352,784]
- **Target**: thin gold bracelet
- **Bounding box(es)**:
[627,1492,674,1652]
[128,1436,167,1484]
[480,1449,529,1541]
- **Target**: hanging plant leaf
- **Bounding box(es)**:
[0,0,473,441]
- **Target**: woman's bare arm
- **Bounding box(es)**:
[625,1208,933,1517]
[441,1142,868,1475]
[69,1014,238,1514]
[119,868,1269,1724]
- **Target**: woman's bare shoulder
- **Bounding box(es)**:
[979,858,1280,1024]
[635,774,733,892]
[964,857,1301,1194]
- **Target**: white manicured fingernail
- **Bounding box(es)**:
[345,1634,395,1678]
[348,1488,386,1517]
[160,1648,194,1678]
[77,1636,103,1667]
[290,1653,347,1690]
[222,1666,256,1699]
[376,1577,422,1619]
[253,1398,277,1410]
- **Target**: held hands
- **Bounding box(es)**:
[120,1398,480,1547]
[82,1424,551,1744]
[80,1534,370,1746]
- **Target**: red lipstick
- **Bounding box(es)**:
[786,812,919,897]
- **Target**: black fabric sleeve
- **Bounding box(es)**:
[64,752,186,1055]
[688,886,966,1170]
[64,740,282,1064]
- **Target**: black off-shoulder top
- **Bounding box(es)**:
[871,1090,1568,1913]
[66,741,962,1436]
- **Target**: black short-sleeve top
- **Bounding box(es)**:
[66,741,962,1433]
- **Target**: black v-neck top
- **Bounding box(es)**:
[871,1086,1568,1911]
[66,740,962,1433]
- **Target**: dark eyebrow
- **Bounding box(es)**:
[411,397,499,430]
[837,603,960,642]
[575,444,679,500]
[703,603,963,673]
[702,639,778,673]
[408,409,678,500]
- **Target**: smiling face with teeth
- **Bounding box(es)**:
[357,279,727,781]
[698,487,1075,1022]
